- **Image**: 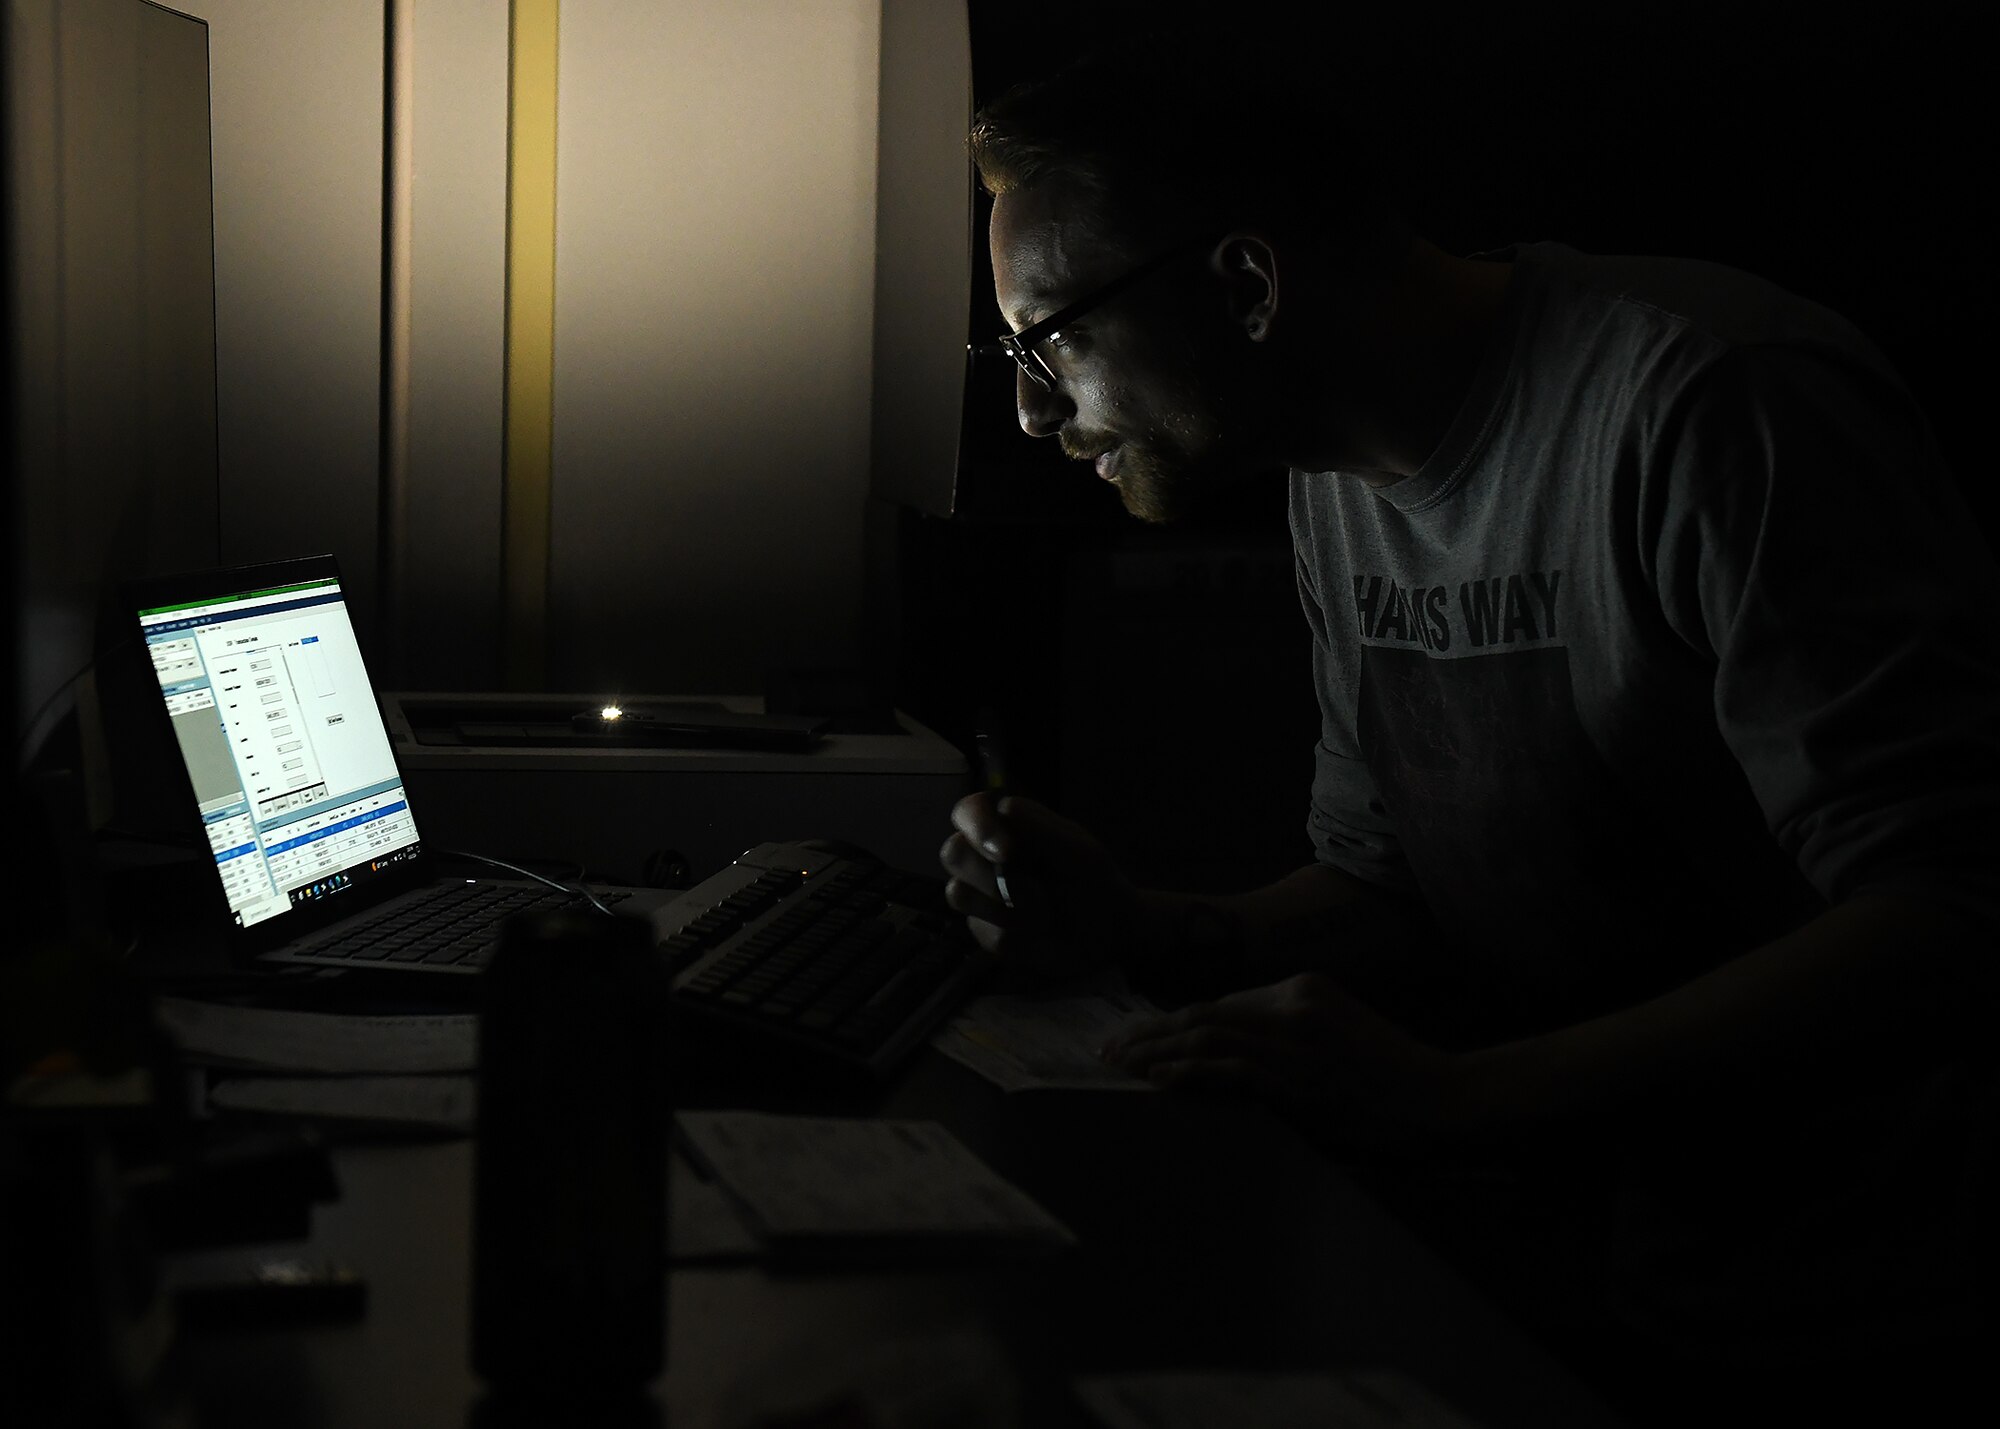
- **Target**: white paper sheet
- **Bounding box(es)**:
[155,997,478,1074]
[207,1073,477,1133]
[675,1110,1074,1249]
[931,970,1160,1092]
[668,1148,764,1262]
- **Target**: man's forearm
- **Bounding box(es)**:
[1131,863,1431,997]
[1464,892,1993,1134]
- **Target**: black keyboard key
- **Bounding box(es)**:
[661,937,709,973]
[814,969,897,1021]
[862,961,944,1019]
[659,852,984,1072]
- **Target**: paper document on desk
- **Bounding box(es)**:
[1075,1369,1487,1429]
[155,997,478,1074]
[675,1110,1074,1251]
[667,1147,765,1263]
[932,968,1159,1092]
[207,1074,476,1134]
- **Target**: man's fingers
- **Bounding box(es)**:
[949,792,1010,862]
[1104,991,1295,1055]
[939,829,997,887]
[1102,1000,1219,1055]
[1110,1024,1275,1074]
[1207,975,1344,1020]
[950,791,1111,873]
[1116,979,1350,1053]
[988,795,1106,869]
[1111,1021,1322,1108]
[944,830,1040,931]
[1143,1056,1292,1102]
[943,873,1012,928]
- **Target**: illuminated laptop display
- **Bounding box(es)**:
[136,568,424,930]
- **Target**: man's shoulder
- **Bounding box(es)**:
[1511,241,1878,360]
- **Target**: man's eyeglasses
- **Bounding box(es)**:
[996,235,1216,393]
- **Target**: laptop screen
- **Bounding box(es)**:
[135,560,425,930]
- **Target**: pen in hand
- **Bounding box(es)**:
[973,713,1015,911]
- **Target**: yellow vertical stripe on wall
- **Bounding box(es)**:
[502,0,559,689]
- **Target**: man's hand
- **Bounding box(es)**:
[939,792,1150,982]
[1102,973,1493,1150]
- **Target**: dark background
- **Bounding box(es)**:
[889,0,1993,896]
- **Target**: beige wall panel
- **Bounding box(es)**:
[547,0,881,694]
[402,0,510,687]
[196,0,384,634]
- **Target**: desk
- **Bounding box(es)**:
[158,1046,1633,1429]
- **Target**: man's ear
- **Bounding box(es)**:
[1212,232,1279,342]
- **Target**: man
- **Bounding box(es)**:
[937,28,1998,1425]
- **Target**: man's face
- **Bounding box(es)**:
[989,182,1266,523]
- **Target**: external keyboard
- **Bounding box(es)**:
[658,840,993,1081]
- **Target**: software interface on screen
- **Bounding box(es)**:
[138,576,422,928]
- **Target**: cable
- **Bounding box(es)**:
[434,848,619,917]
[15,655,98,771]
[16,630,147,774]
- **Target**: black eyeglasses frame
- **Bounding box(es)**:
[995,233,1219,392]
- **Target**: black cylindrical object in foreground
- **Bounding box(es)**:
[471,907,669,1402]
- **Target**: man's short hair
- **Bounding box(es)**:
[969,21,1413,259]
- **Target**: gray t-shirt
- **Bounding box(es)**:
[1290,241,2000,1035]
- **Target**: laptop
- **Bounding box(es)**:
[125,553,687,974]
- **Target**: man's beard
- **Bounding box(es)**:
[1114,439,1210,524]
[1065,387,1241,525]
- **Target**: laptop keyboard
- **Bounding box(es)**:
[294,882,634,968]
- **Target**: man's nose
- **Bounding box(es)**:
[1017,366,1072,438]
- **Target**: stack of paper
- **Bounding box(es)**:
[155,996,478,1135]
[675,1110,1074,1256]
[153,997,478,1074]
[205,1074,475,1135]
